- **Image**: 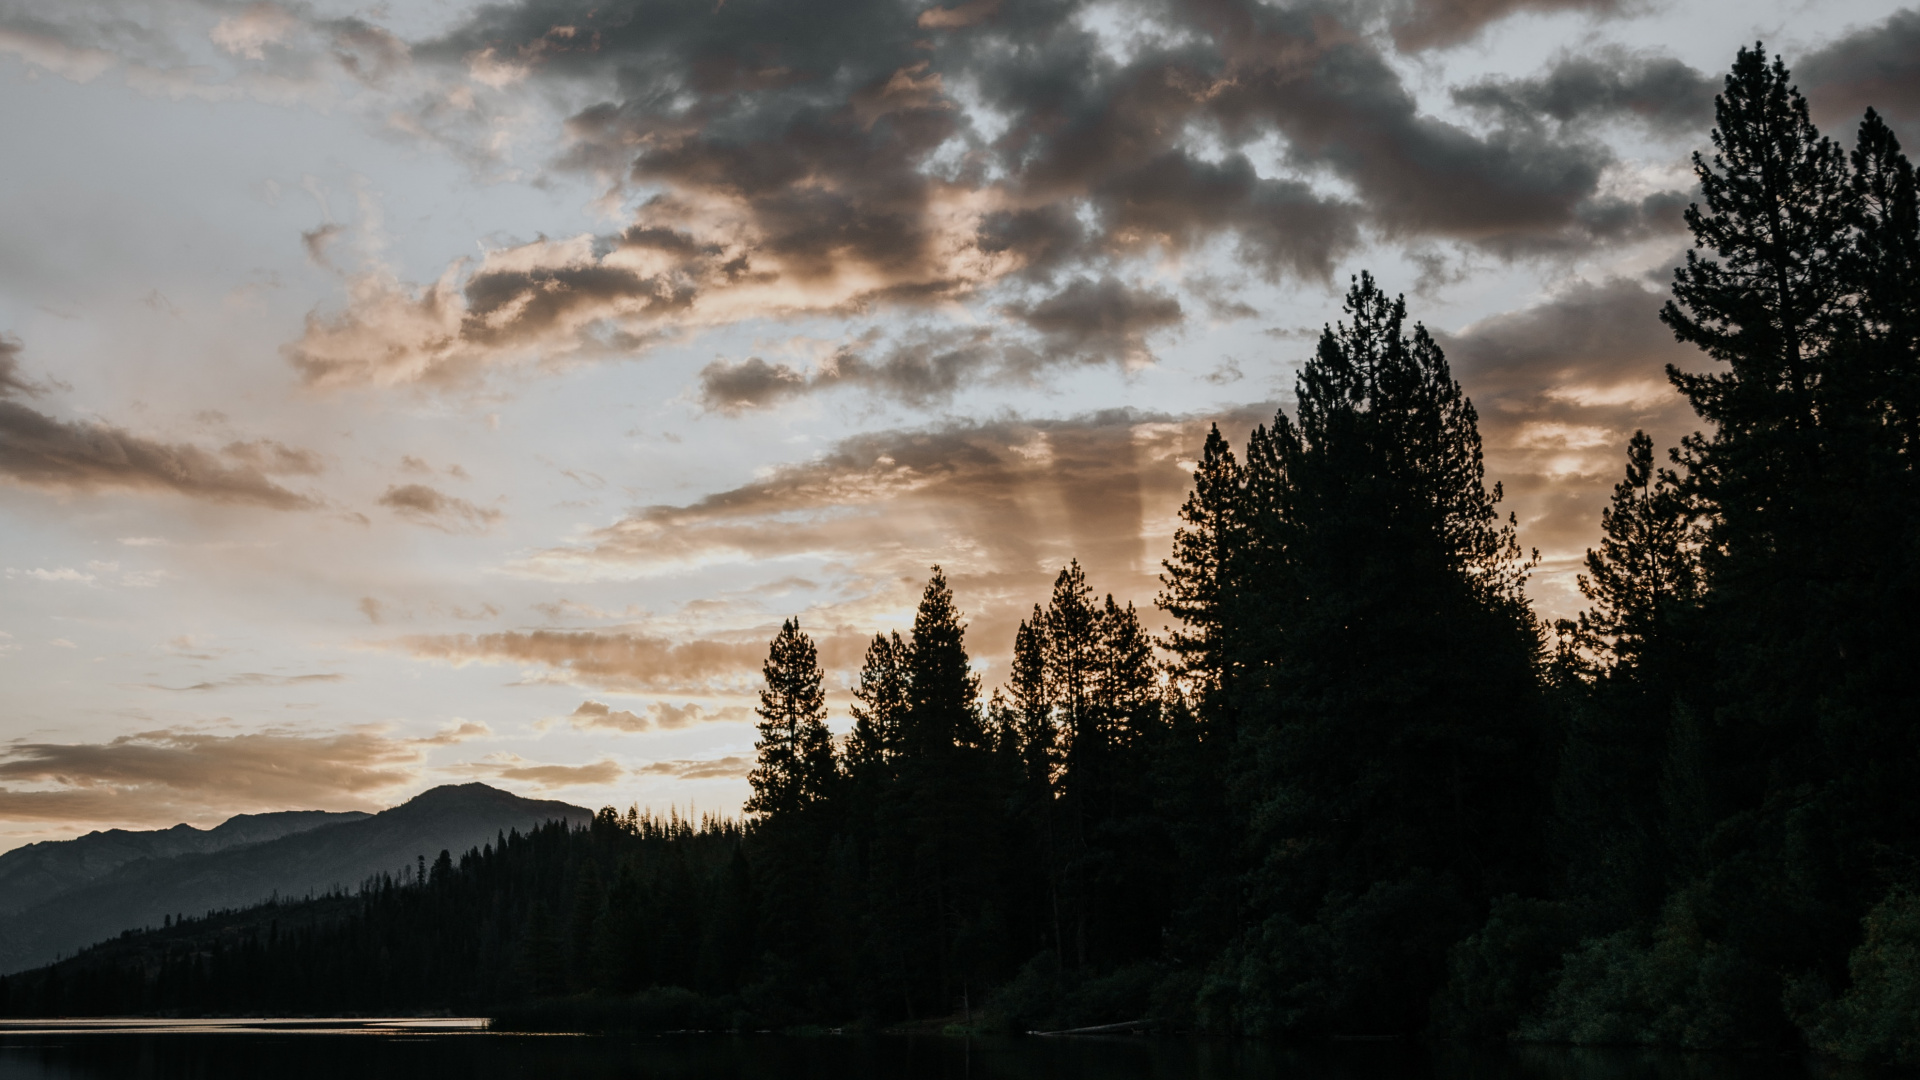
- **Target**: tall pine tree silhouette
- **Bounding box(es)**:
[1205,273,1543,1037]
[745,618,836,818]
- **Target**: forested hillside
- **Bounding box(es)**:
[5,45,1919,1067]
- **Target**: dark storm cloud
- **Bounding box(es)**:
[0,338,321,509]
[1797,9,1920,137]
[981,1,1664,249]
[1005,276,1183,366]
[294,0,1657,396]
[697,356,814,413]
[1453,50,1717,136]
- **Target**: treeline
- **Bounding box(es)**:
[0,814,752,1023]
[5,44,1920,1065]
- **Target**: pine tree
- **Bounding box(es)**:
[1158,426,1242,701]
[1210,273,1544,1036]
[1092,595,1157,755]
[1042,562,1099,798]
[887,567,999,1013]
[1658,49,1853,787]
[901,567,985,756]
[1577,430,1699,673]
[1614,44,1920,1043]
[1848,108,1920,422]
[1007,613,1055,787]
[745,618,836,819]
[845,630,909,779]
[1663,46,1852,430]
[1660,45,1905,828]
[1836,106,1920,911]
[1549,435,1702,925]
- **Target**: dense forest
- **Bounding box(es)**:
[6,45,1920,1066]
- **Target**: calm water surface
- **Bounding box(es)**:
[0,1021,1859,1079]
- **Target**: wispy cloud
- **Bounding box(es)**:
[0,338,322,509]
[142,672,347,693]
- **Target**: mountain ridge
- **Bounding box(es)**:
[0,809,370,918]
[0,783,590,974]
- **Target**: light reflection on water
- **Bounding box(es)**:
[0,1019,488,1035]
[0,1028,1850,1080]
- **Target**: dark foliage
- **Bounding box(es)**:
[0,813,751,1019]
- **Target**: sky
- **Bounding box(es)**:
[1,0,1914,852]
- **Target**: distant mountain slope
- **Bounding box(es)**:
[0,810,368,917]
[0,783,589,974]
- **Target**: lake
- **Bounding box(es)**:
[0,1021,1861,1079]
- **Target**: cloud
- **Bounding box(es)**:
[516,411,1198,582]
[0,726,425,824]
[505,406,1274,685]
[377,483,502,531]
[693,280,1189,412]
[636,755,753,781]
[387,409,1276,697]
[1005,276,1183,370]
[1387,0,1623,53]
[0,22,116,83]
[0,337,322,508]
[395,629,769,694]
[566,699,749,733]
[282,0,1651,396]
[1798,9,1920,137]
[1436,274,1698,600]
[1453,50,1717,136]
[144,672,345,692]
[219,439,325,475]
[698,327,1005,412]
[0,0,410,109]
[0,338,43,398]
[417,720,492,745]
[301,222,345,268]
[210,3,300,61]
[568,699,647,732]
[454,753,625,789]
[7,567,96,585]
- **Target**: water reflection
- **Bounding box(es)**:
[0,1029,1853,1080]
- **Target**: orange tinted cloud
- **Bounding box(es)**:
[396,629,768,694]
[0,727,426,825]
[566,699,753,733]
[452,753,625,789]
